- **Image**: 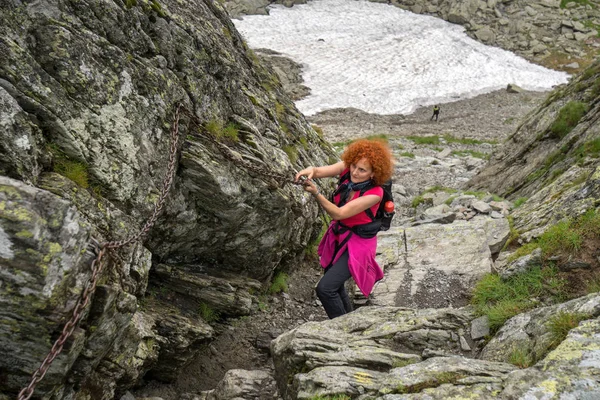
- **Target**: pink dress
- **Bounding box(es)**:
[317,172,384,297]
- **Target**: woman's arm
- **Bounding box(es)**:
[301,179,380,220]
[295,161,345,182]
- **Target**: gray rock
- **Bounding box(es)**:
[507,83,525,93]
[499,248,543,280]
[472,200,492,213]
[471,316,491,340]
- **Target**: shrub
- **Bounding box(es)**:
[549,101,588,139]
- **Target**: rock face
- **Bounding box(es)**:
[0,0,335,397]
[368,218,507,309]
[469,59,600,240]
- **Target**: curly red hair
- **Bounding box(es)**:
[341,139,394,186]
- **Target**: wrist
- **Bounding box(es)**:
[312,190,320,198]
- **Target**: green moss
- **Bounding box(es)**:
[283,145,298,163]
[15,230,34,239]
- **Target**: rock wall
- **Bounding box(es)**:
[0,0,335,397]
[469,59,600,240]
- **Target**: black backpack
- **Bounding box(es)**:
[331,171,395,238]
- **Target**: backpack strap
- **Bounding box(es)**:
[359,184,377,221]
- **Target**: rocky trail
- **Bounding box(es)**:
[132,86,554,399]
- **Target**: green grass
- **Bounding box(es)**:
[585,274,600,293]
[503,117,515,125]
[513,197,528,208]
[549,101,588,139]
[443,134,497,145]
[472,266,566,333]
[547,311,588,347]
[508,345,534,369]
[560,0,596,9]
[575,138,600,165]
[275,101,285,120]
[411,195,428,208]
[198,302,220,323]
[223,122,240,142]
[269,272,289,294]
[406,135,440,145]
[507,209,600,262]
[400,151,415,158]
[423,185,458,194]
[311,124,324,137]
[451,150,490,159]
[463,190,488,199]
[54,159,90,188]
[366,134,389,142]
[205,119,240,143]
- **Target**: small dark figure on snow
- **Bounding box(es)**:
[430,105,440,121]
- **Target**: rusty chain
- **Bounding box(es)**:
[179,108,304,187]
[17,104,182,400]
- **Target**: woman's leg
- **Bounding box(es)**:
[316,251,352,319]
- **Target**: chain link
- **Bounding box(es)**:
[179,108,303,187]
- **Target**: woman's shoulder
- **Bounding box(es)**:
[365,185,383,196]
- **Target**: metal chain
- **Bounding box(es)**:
[17,104,182,400]
[180,108,302,187]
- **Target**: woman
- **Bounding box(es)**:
[295,139,394,319]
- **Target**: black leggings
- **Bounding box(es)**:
[316,250,354,319]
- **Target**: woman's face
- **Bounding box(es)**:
[350,157,374,183]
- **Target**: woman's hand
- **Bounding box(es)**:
[301,179,319,196]
[295,166,316,183]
